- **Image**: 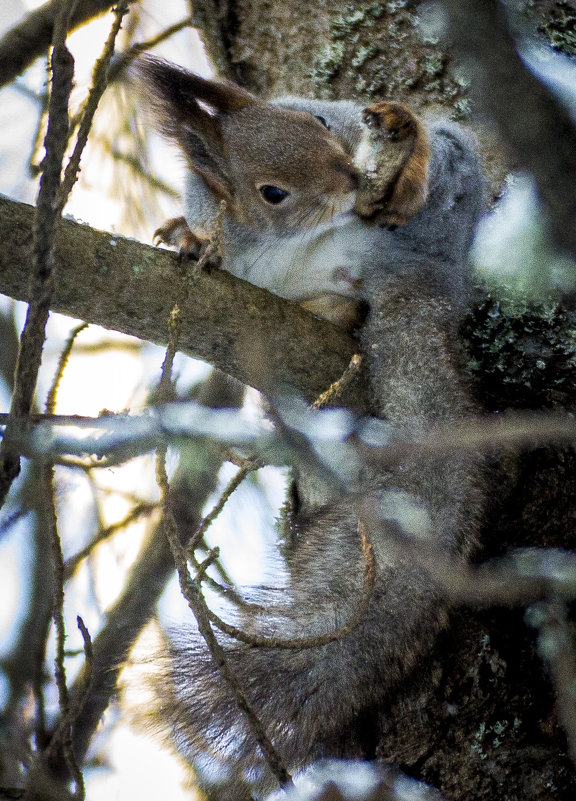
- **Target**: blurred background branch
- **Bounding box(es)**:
[0,0,136,89]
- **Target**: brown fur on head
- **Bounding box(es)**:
[354,101,430,226]
[135,55,358,230]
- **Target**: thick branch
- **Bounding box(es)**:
[0,0,134,89]
[0,195,366,410]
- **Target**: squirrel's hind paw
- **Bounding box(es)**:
[354,101,430,226]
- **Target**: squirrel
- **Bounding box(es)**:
[135,56,487,799]
[137,56,431,331]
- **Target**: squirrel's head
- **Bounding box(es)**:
[135,56,358,231]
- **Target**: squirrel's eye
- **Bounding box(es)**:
[259,185,290,205]
[315,115,330,129]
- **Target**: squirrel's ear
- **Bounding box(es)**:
[134,56,257,202]
[355,101,430,226]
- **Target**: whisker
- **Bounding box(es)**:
[241,191,340,284]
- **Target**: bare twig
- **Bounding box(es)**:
[59,1,130,204]
[0,507,27,541]
[0,0,136,89]
[45,323,88,413]
[63,501,158,580]
[67,450,228,763]
[72,616,94,735]
[51,337,143,355]
[95,140,180,199]
[186,459,269,610]
[0,0,76,509]
[41,379,237,766]
[107,16,195,83]
[41,252,87,798]
[189,460,259,551]
[45,466,85,796]
[311,353,363,410]
[203,520,376,650]
[157,460,294,791]
[2,406,576,472]
[41,615,93,800]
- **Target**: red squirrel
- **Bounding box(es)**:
[136,56,486,799]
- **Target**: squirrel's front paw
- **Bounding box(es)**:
[154,217,222,269]
[354,101,430,226]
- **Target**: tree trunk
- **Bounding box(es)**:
[193,1,576,797]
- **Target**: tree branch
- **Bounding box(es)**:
[0,194,367,411]
[2,194,576,417]
[0,3,76,508]
[0,0,136,89]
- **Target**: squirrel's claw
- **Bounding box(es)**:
[154,216,221,270]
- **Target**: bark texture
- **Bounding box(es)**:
[0,194,367,411]
[208,0,467,111]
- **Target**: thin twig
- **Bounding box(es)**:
[189,543,264,610]
[2,407,576,467]
[0,0,76,510]
[43,241,87,798]
[45,323,88,413]
[189,460,260,552]
[106,16,195,82]
[63,501,158,580]
[194,547,221,581]
[44,617,93,800]
[155,234,294,791]
[45,468,85,795]
[0,0,136,89]
[311,353,362,410]
[97,140,180,198]
[203,520,376,650]
[157,461,294,791]
[29,323,87,758]
[72,615,94,736]
[0,507,28,541]
[59,0,130,205]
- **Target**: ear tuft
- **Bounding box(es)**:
[134,56,258,203]
[134,56,257,142]
[135,55,256,118]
